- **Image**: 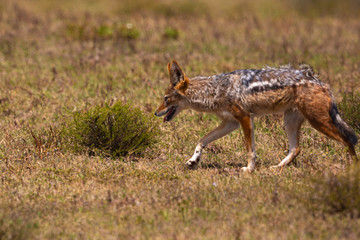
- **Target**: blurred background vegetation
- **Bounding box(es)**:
[2,0,360,18]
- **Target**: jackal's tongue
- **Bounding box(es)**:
[163,106,176,122]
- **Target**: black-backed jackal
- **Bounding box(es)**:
[155,61,358,172]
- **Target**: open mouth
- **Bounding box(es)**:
[164,106,177,122]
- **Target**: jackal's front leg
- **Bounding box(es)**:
[239,115,256,173]
[186,120,239,167]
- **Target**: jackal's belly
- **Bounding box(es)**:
[239,88,296,116]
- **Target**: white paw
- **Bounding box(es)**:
[241,166,254,173]
[186,159,199,168]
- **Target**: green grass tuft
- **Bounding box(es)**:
[163,27,180,40]
[117,23,140,40]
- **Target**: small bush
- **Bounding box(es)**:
[96,25,114,39]
[117,23,140,40]
[338,92,360,133]
[163,27,180,40]
[63,101,159,158]
[297,165,360,217]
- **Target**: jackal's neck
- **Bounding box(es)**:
[185,77,225,112]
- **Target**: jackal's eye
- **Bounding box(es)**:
[164,96,169,103]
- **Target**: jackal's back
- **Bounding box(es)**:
[216,65,324,114]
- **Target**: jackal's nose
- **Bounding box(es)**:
[154,111,158,116]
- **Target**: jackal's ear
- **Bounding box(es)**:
[168,60,189,92]
[169,60,184,86]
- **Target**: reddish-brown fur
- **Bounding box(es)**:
[155,60,358,171]
[297,84,357,158]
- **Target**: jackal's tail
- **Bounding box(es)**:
[329,102,358,147]
[297,81,358,158]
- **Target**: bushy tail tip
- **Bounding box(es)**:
[330,103,358,146]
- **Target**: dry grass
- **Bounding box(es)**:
[1,0,360,239]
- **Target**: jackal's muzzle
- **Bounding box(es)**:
[155,106,178,122]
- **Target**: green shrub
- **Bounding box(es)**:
[63,101,159,158]
[338,92,360,133]
[296,165,360,217]
[96,25,114,39]
[163,27,179,40]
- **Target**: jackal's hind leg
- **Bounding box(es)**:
[186,120,239,167]
[271,110,304,169]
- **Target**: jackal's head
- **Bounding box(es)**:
[154,60,189,122]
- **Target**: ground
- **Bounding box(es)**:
[1,0,360,239]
